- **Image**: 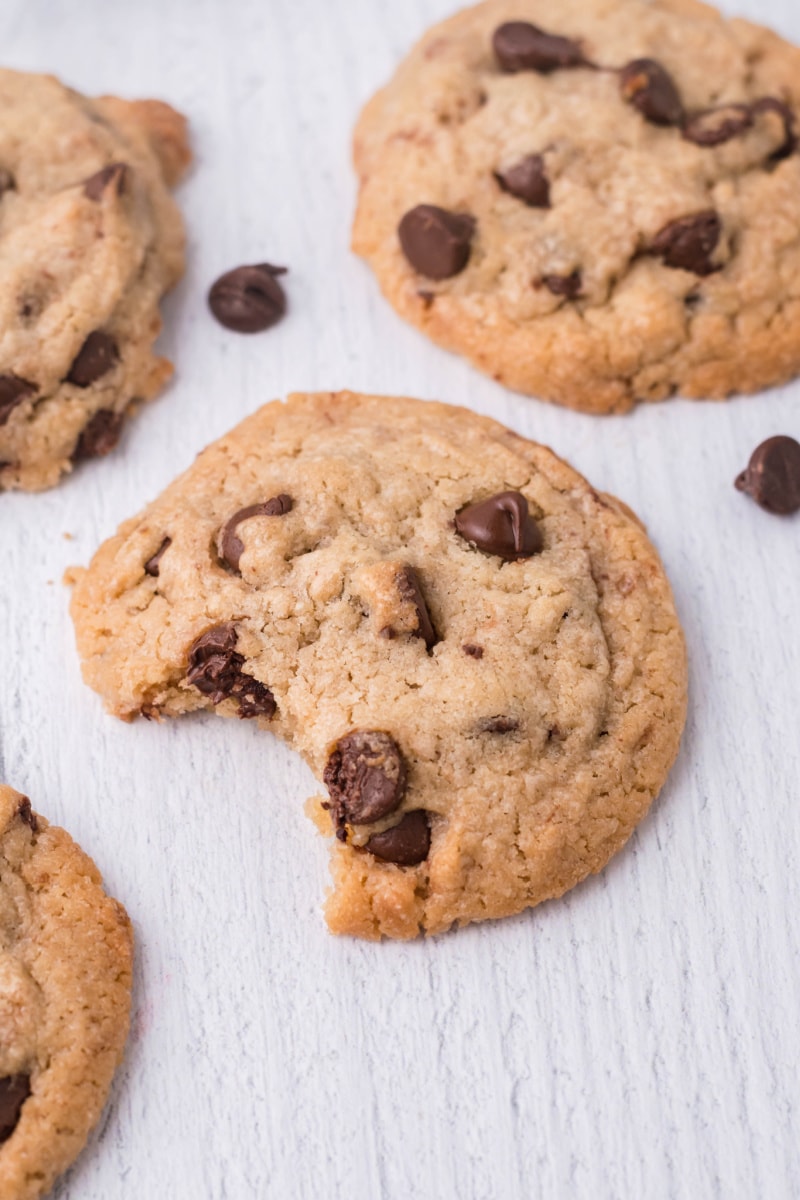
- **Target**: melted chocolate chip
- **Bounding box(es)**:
[397,566,437,651]
[651,211,721,275]
[0,374,36,426]
[751,97,798,161]
[619,59,684,127]
[323,731,407,833]
[398,205,475,280]
[144,537,172,577]
[0,168,15,196]
[682,104,751,147]
[66,331,119,387]
[493,21,585,73]
[219,494,293,571]
[456,491,543,561]
[462,643,484,659]
[0,1074,31,1143]
[540,270,582,299]
[495,154,550,207]
[208,264,288,333]
[231,674,277,720]
[16,796,38,833]
[72,409,124,461]
[480,716,520,733]
[84,162,128,200]
[365,810,431,866]
[186,624,275,717]
[735,435,800,515]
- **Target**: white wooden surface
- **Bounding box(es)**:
[1,1,799,1196]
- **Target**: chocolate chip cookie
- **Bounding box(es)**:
[69,391,687,938]
[0,784,133,1198]
[0,69,190,491]
[352,0,800,413]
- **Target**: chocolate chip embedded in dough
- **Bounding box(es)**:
[734,435,800,515]
[72,409,124,461]
[493,21,585,74]
[619,58,684,127]
[540,270,582,299]
[144,538,172,577]
[208,264,288,333]
[480,716,520,734]
[462,643,484,659]
[0,1074,31,1144]
[84,162,128,200]
[0,374,36,426]
[16,796,38,832]
[66,331,119,387]
[219,494,293,571]
[455,491,543,560]
[365,810,431,866]
[0,168,15,196]
[396,566,437,651]
[495,154,551,208]
[186,623,244,702]
[323,731,407,833]
[650,211,721,276]
[682,104,751,146]
[751,96,798,160]
[398,205,475,280]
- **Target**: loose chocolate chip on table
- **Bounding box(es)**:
[619,59,684,127]
[0,168,15,196]
[72,409,124,462]
[456,491,543,560]
[735,435,800,515]
[0,1074,31,1143]
[208,264,288,333]
[0,374,36,426]
[144,537,172,577]
[397,565,437,651]
[365,810,431,866]
[398,204,475,280]
[219,494,293,571]
[84,161,128,200]
[66,331,119,387]
[462,643,484,659]
[480,716,520,733]
[493,21,585,73]
[323,731,407,835]
[650,210,721,276]
[540,270,582,299]
[682,104,752,147]
[751,97,798,160]
[495,154,550,208]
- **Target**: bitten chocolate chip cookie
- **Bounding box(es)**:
[0,69,190,491]
[0,785,133,1198]
[352,0,800,413]
[70,391,687,939]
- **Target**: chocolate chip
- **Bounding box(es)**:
[0,1074,30,1144]
[0,374,36,426]
[208,264,288,333]
[462,643,484,659]
[66,331,119,387]
[398,205,475,280]
[493,21,585,73]
[0,168,15,196]
[456,491,543,561]
[619,59,684,127]
[397,566,437,651]
[186,624,244,702]
[323,731,407,834]
[751,97,798,161]
[495,154,550,207]
[84,162,128,200]
[219,494,293,571]
[540,270,582,299]
[365,810,431,866]
[16,796,38,833]
[72,409,124,461]
[735,435,800,515]
[650,211,721,276]
[144,537,171,577]
[480,716,520,733]
[186,624,276,717]
[682,104,752,147]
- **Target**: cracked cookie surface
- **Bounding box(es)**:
[70,391,687,938]
[352,0,800,412]
[0,785,133,1199]
[0,69,190,491]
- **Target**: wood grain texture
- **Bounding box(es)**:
[1,1,798,1197]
